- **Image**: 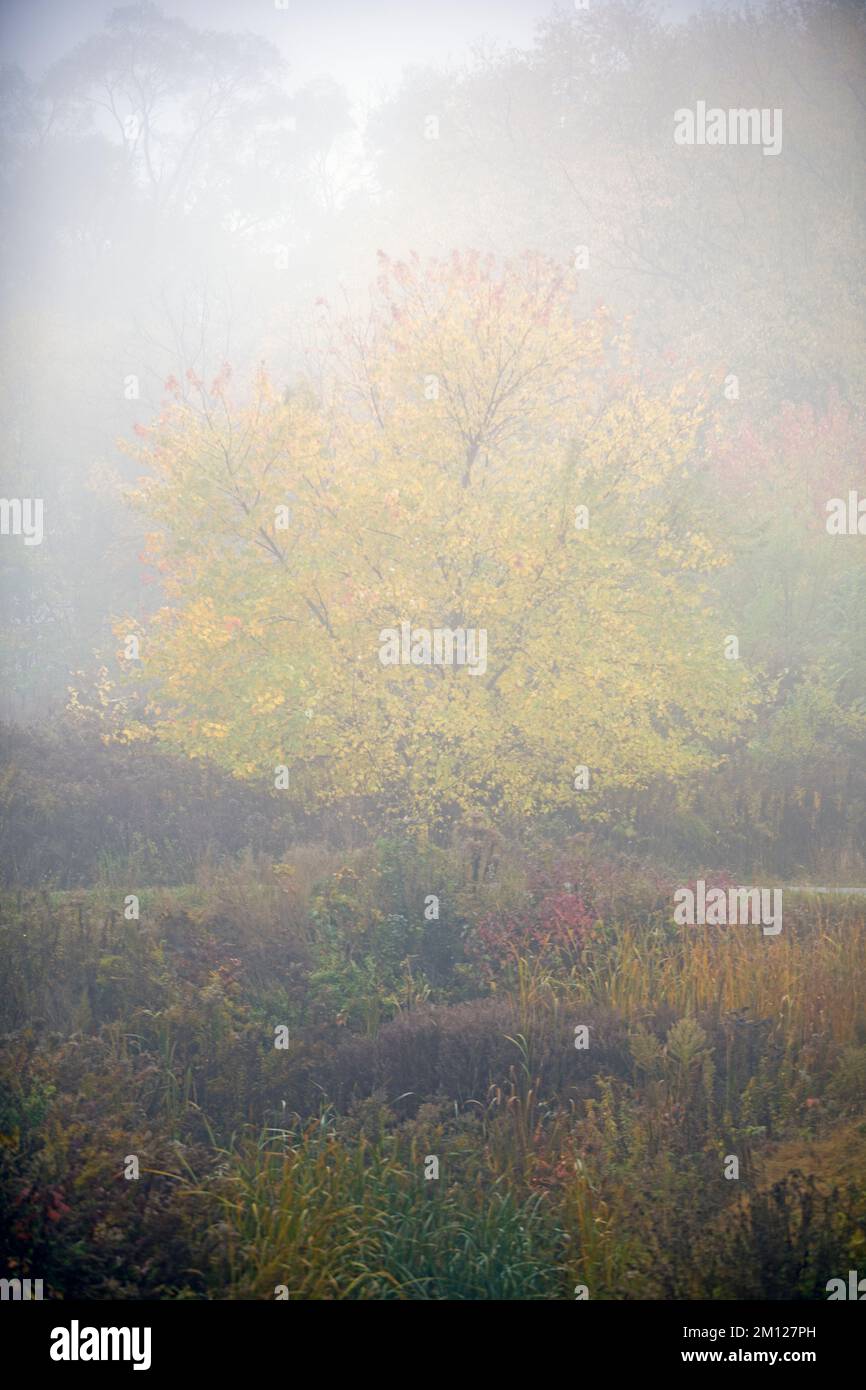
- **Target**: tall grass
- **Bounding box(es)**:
[578,916,866,1046]
[171,1118,564,1300]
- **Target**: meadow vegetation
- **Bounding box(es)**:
[2,750,864,1300]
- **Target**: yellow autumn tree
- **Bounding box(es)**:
[125,252,758,832]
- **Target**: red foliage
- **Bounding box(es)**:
[469,889,594,973]
[466,853,676,977]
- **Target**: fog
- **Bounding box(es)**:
[2,0,865,1317]
[0,0,863,805]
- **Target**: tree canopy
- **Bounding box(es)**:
[126,252,758,830]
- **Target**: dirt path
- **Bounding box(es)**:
[784,886,866,896]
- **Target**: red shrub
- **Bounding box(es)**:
[468,890,594,974]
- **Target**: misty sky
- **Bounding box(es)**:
[1,0,703,101]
